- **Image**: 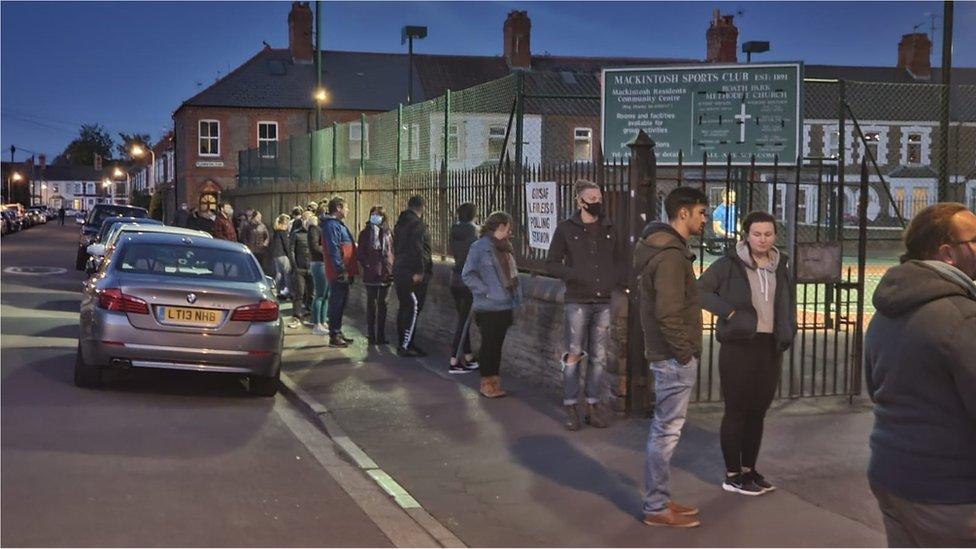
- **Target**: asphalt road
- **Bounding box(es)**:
[0,222,395,547]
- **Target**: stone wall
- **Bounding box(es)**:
[345,260,631,413]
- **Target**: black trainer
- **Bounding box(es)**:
[747,470,775,493]
[463,360,480,371]
[722,473,764,496]
[448,363,473,375]
[397,346,422,357]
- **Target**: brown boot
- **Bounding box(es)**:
[479,377,493,397]
[641,508,701,528]
[564,405,581,431]
[490,376,507,397]
[667,500,699,516]
[584,402,608,428]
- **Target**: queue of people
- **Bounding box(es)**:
[206,188,974,542]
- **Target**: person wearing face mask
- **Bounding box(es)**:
[358,206,394,345]
[461,211,523,398]
[864,203,976,548]
[546,180,628,431]
[698,211,796,497]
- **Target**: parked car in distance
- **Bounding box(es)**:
[76,204,149,270]
[1,210,20,234]
[5,204,28,230]
[77,232,282,396]
[86,223,212,275]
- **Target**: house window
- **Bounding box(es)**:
[406,124,420,161]
[349,122,369,160]
[258,121,278,159]
[862,132,880,163]
[906,133,922,165]
[199,120,220,156]
[86,182,95,195]
[910,187,930,218]
[574,128,593,163]
[892,187,906,219]
[51,183,59,193]
[447,124,459,161]
[826,129,840,159]
[488,125,506,161]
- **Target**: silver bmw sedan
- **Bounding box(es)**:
[76,232,283,396]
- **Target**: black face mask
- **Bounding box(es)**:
[582,200,603,218]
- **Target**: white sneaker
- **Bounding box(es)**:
[312,323,328,336]
[287,318,302,330]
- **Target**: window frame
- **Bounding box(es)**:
[349,121,370,160]
[573,127,593,163]
[198,119,221,157]
[257,121,279,159]
[488,125,507,161]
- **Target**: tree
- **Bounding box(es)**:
[116,132,152,161]
[54,124,114,166]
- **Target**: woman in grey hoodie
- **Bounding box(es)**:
[698,211,796,497]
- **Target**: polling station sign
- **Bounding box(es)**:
[525,181,558,250]
[602,63,802,165]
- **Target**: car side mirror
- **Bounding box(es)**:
[87,244,106,257]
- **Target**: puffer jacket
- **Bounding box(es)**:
[698,242,797,351]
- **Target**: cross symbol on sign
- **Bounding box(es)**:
[734,101,752,142]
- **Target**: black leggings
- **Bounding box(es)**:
[451,285,473,359]
[475,309,512,378]
[719,333,781,472]
[365,285,390,340]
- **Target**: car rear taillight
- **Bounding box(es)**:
[230,300,279,322]
[97,288,149,314]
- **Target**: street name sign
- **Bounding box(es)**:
[602,63,802,165]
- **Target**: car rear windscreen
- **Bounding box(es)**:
[90,206,147,227]
[115,243,261,282]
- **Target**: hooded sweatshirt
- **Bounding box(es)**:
[865,260,976,504]
[633,221,702,364]
[698,242,796,351]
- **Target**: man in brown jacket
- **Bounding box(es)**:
[634,186,708,528]
[213,202,237,242]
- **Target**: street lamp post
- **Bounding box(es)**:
[113,167,131,205]
[6,171,22,204]
[130,144,155,194]
[102,179,114,205]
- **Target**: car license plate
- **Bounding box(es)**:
[160,306,222,327]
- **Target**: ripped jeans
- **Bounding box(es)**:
[561,302,611,406]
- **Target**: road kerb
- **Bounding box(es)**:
[279,372,466,548]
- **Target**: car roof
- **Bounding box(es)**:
[115,231,250,252]
[100,216,161,228]
[92,204,147,213]
[114,223,213,239]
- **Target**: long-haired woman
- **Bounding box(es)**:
[357,205,394,345]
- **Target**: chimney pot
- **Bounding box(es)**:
[288,2,314,65]
[503,10,531,69]
[706,9,738,63]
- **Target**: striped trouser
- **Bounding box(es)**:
[395,278,428,350]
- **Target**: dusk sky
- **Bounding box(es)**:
[2,1,974,160]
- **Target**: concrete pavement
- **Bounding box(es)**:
[281,309,886,547]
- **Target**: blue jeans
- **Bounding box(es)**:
[327,280,349,336]
[309,261,329,325]
[561,303,610,405]
[643,357,697,514]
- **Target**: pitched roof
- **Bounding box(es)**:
[31,164,104,182]
[176,47,976,125]
[178,49,422,112]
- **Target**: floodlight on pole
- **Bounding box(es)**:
[742,41,770,63]
[401,25,428,104]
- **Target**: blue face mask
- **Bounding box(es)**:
[369,214,383,225]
